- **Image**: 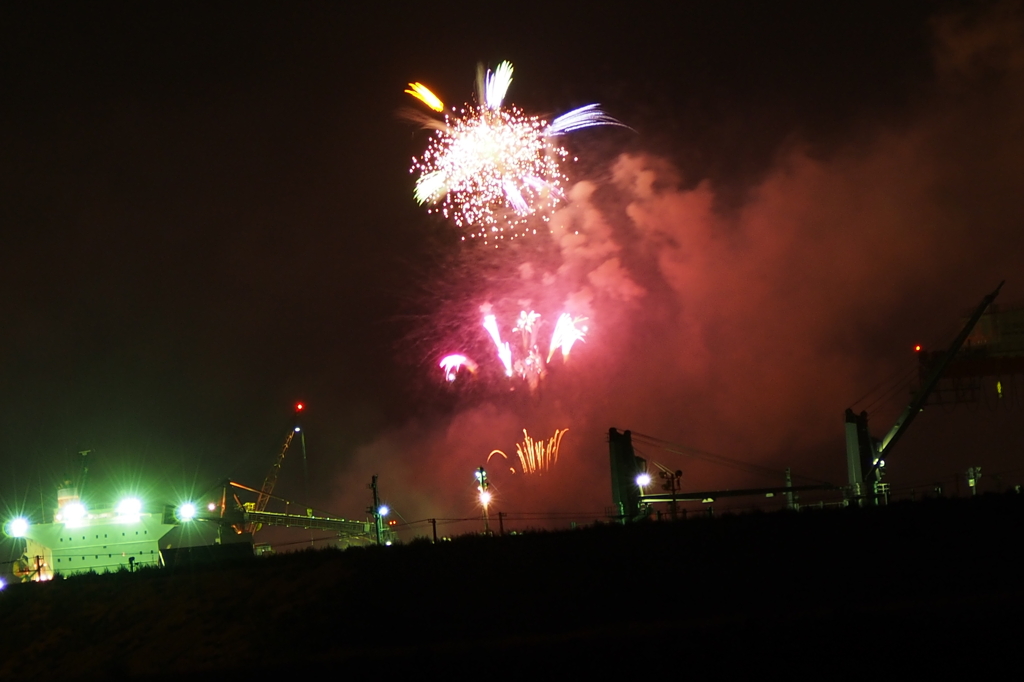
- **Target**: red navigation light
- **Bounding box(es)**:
[914,344,922,352]
[295,403,305,412]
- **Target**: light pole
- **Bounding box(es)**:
[368,474,385,545]
[475,467,491,534]
[659,469,682,520]
[635,472,652,519]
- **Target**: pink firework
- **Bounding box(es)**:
[439,354,479,382]
[482,314,514,377]
[474,308,591,390]
[547,313,589,363]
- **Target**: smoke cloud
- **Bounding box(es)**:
[339,3,1024,530]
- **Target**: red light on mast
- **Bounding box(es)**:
[295,403,305,412]
[914,344,922,352]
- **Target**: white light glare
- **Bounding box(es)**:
[117,498,143,516]
[178,503,197,522]
[6,517,29,538]
[378,505,390,517]
[62,502,87,524]
[636,473,652,488]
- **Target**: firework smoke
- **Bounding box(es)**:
[344,6,1024,528]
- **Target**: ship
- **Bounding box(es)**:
[7,485,177,581]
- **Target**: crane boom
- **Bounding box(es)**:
[875,281,1004,464]
[847,281,1004,500]
[243,429,297,535]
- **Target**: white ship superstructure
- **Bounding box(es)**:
[8,487,177,580]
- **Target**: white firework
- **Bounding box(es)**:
[407,61,626,244]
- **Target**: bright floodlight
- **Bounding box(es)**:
[207,502,217,511]
[479,490,493,506]
[6,517,29,538]
[378,505,390,517]
[63,502,87,522]
[636,473,652,487]
[177,502,197,522]
[117,498,143,516]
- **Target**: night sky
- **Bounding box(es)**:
[2,1,1023,537]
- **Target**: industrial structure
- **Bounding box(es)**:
[3,285,1017,577]
[921,301,1024,406]
[3,405,383,581]
[609,428,834,522]
[844,282,1003,505]
[207,477,377,549]
[3,479,379,582]
[611,283,1009,521]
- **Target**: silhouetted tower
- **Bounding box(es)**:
[609,428,647,523]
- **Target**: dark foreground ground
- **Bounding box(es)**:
[3,494,1023,677]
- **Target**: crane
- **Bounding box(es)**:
[243,403,304,535]
[845,282,1004,504]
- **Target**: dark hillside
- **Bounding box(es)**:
[3,494,1023,677]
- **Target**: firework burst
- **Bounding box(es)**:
[511,310,545,392]
[471,308,588,391]
[487,448,516,474]
[482,313,514,377]
[439,354,478,382]
[515,428,568,475]
[547,313,588,363]
[407,61,625,243]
